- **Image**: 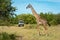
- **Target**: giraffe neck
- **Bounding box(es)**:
[30,6,41,19]
[30,7,38,15]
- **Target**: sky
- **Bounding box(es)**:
[12,0,60,15]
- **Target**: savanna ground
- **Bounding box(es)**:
[0,24,60,40]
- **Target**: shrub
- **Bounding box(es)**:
[0,32,16,40]
[9,34,16,40]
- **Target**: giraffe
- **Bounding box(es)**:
[26,4,50,35]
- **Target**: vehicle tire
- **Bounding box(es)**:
[22,25,24,26]
[18,25,20,27]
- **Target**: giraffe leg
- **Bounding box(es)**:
[41,23,48,36]
[37,24,41,36]
[43,23,47,30]
[36,25,39,29]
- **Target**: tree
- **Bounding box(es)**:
[40,12,58,25]
[0,0,16,26]
[0,0,16,20]
[55,13,60,24]
[17,14,36,24]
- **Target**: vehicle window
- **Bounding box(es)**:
[19,20,24,23]
[20,21,24,23]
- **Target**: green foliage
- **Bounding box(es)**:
[55,13,60,24]
[0,0,16,20]
[40,12,60,25]
[10,16,18,24]
[9,34,16,40]
[0,32,16,40]
[17,14,36,24]
[0,20,10,26]
[50,19,57,25]
[0,0,16,26]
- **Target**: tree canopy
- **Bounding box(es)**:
[0,0,16,26]
[0,0,16,20]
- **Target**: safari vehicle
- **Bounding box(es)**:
[18,20,24,27]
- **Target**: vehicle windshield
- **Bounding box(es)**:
[19,20,24,23]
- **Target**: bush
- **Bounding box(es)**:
[9,34,16,40]
[40,12,60,25]
[0,32,16,40]
[17,14,36,24]
[50,19,57,25]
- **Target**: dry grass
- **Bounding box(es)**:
[0,25,60,40]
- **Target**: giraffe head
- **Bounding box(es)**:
[26,4,32,9]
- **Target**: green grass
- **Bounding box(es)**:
[0,24,60,40]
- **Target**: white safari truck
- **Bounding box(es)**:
[18,20,24,27]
